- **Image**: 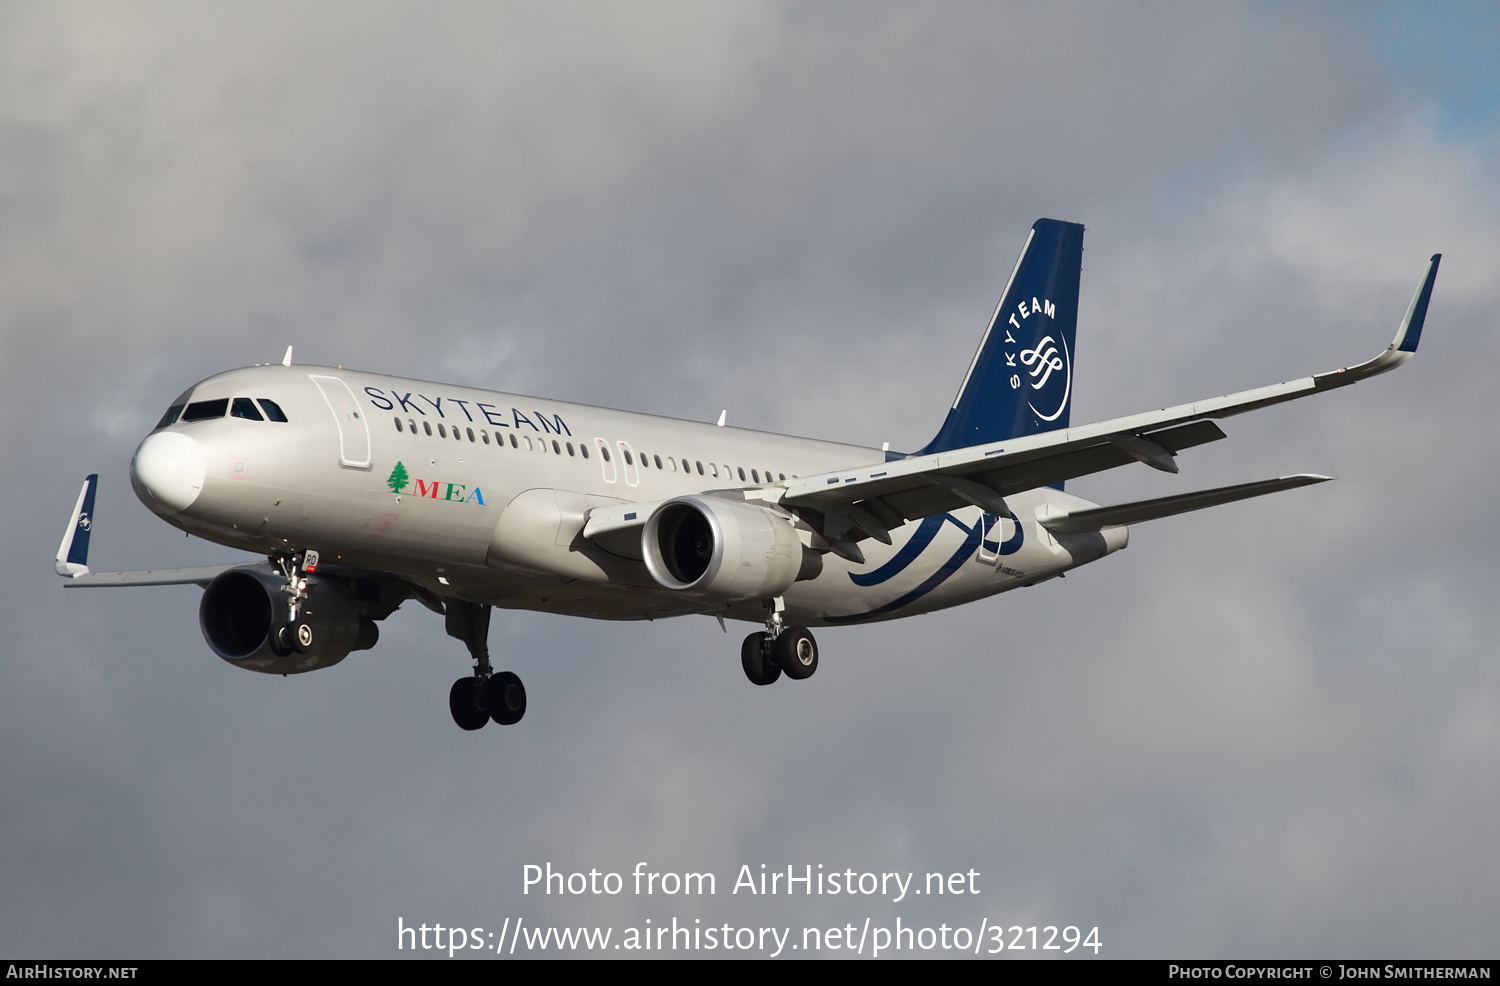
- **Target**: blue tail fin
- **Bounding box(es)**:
[919,219,1084,455]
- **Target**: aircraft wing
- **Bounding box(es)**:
[777,255,1439,547]
[54,474,251,588]
[63,564,241,588]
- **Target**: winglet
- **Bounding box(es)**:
[1316,254,1441,388]
[1393,254,1441,354]
[55,474,98,577]
[282,345,293,367]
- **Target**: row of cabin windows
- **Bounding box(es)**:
[157,397,289,429]
[391,416,790,485]
[393,416,585,457]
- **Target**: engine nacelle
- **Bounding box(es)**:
[199,565,378,675]
[642,496,814,602]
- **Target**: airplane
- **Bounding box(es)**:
[54,219,1441,731]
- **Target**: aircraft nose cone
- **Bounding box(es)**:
[130,432,206,514]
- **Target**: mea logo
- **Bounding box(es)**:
[1004,296,1071,423]
[386,461,486,505]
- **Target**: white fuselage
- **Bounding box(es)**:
[131,364,1126,627]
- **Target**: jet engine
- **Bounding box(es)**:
[642,496,818,602]
[199,565,378,675]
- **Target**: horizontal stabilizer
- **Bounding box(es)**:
[62,564,241,588]
[1039,474,1331,535]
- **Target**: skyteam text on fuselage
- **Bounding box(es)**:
[55,220,1442,731]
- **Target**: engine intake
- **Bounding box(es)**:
[199,565,378,675]
[642,496,813,602]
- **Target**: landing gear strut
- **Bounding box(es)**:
[740,597,818,686]
[270,551,312,656]
[445,599,527,730]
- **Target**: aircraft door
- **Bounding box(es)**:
[309,375,372,469]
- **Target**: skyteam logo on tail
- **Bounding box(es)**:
[1007,296,1072,423]
[917,219,1083,455]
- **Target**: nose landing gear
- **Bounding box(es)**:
[445,599,527,730]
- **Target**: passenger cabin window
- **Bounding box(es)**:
[696,461,704,475]
[423,421,433,436]
[257,399,289,422]
[737,467,746,482]
[182,398,229,421]
[466,427,475,442]
[394,417,403,432]
[509,433,517,448]
[438,424,447,438]
[482,430,490,444]
[155,404,184,430]
[552,440,561,455]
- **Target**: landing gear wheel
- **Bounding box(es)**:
[775,627,818,680]
[741,632,781,686]
[448,677,489,731]
[485,671,527,726]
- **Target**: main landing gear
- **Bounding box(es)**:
[741,598,819,687]
[445,600,527,731]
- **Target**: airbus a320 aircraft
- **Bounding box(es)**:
[55,220,1441,731]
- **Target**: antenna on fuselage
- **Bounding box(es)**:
[282,346,293,367]
[716,410,726,427]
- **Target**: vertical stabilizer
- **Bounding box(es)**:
[919,219,1084,455]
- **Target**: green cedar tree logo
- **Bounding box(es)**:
[387,461,410,494]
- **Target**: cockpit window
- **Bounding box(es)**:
[257,399,289,423]
[230,397,264,421]
[182,398,229,421]
[154,404,185,430]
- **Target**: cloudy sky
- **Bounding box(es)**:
[3,1,1498,959]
